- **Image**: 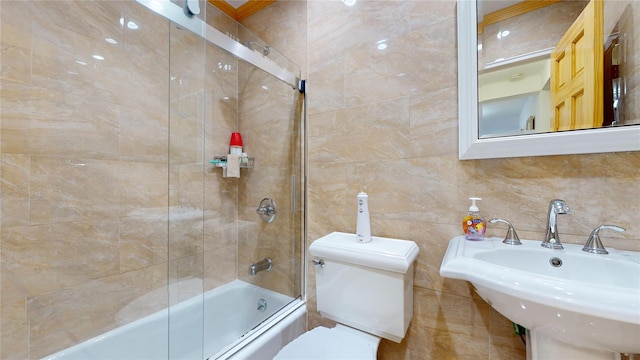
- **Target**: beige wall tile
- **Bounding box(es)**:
[344,26,457,106]
[118,161,169,214]
[168,206,205,260]
[1,220,120,300]
[488,307,528,359]
[204,244,237,290]
[305,55,346,114]
[240,0,307,72]
[27,263,168,359]
[309,98,411,163]
[0,13,32,85]
[0,154,30,227]
[169,254,204,304]
[27,158,168,225]
[409,87,459,157]
[119,212,169,272]
[0,298,29,360]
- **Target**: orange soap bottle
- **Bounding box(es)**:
[462,197,486,241]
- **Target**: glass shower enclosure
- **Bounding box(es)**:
[0,0,304,358]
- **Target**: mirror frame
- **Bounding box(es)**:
[458,0,640,160]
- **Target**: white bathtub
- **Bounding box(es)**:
[43,280,306,360]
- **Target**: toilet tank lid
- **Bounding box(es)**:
[309,232,419,273]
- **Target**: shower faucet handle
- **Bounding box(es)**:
[256,198,277,223]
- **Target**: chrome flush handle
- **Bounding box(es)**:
[312,259,325,268]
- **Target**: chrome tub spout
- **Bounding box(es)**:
[249,257,272,276]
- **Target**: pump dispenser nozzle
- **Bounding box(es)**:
[468,197,481,212]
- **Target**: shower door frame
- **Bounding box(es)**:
[136,0,300,89]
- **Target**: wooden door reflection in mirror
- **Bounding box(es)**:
[476,0,639,139]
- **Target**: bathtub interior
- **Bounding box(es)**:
[43,280,303,360]
[203,281,299,357]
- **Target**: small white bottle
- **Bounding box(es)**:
[356,192,372,243]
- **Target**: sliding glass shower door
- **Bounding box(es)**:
[164,1,304,358]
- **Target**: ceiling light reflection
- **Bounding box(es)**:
[120,17,139,30]
[497,30,510,39]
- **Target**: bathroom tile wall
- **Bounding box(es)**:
[243,0,640,358]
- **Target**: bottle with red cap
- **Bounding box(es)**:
[229,132,243,155]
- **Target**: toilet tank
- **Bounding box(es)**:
[309,232,420,343]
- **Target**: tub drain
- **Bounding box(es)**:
[257,298,267,312]
[549,257,563,267]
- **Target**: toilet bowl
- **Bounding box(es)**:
[274,324,380,359]
[274,232,419,359]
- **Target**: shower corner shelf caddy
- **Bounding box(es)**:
[210,156,254,169]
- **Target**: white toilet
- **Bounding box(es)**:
[274,231,420,359]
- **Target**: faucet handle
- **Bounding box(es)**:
[489,218,522,245]
[582,225,625,254]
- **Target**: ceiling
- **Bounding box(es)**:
[208,0,275,21]
[477,0,560,34]
[478,0,524,21]
[226,0,249,7]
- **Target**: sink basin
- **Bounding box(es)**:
[440,236,640,357]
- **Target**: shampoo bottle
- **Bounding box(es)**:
[462,197,486,241]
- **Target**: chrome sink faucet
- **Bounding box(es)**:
[542,199,570,249]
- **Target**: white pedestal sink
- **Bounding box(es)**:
[440,236,640,359]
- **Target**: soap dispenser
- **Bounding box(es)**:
[462,197,486,241]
